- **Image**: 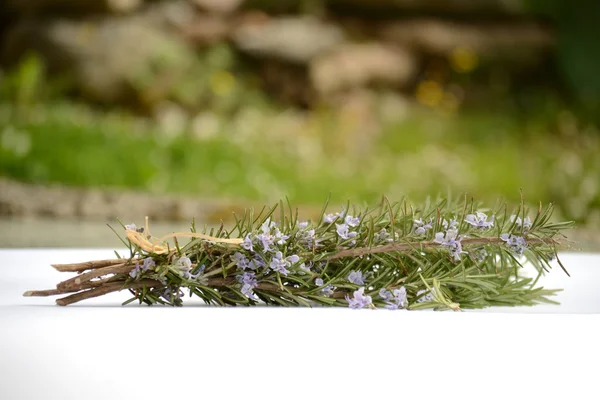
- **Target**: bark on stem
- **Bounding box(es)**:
[326,237,552,260]
[56,263,133,290]
[55,280,163,306]
[52,258,138,272]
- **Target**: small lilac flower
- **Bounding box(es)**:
[323,213,337,224]
[413,218,433,235]
[316,278,324,286]
[296,228,316,248]
[501,233,527,255]
[379,288,393,301]
[141,257,155,271]
[385,287,407,310]
[237,271,259,300]
[374,228,392,244]
[442,218,459,231]
[183,264,206,280]
[416,289,435,303]
[232,252,250,270]
[256,233,274,252]
[298,221,309,229]
[268,252,300,276]
[162,286,184,301]
[434,231,465,261]
[347,270,366,285]
[129,262,141,278]
[474,249,488,262]
[125,223,137,231]
[346,287,372,309]
[320,285,334,296]
[336,223,358,241]
[241,234,254,252]
[465,212,494,230]
[344,215,360,227]
[248,256,266,270]
[177,257,192,270]
[510,215,533,232]
[299,262,312,271]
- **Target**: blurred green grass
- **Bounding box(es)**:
[1,98,599,225]
[1,55,599,226]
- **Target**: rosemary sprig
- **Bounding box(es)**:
[24,196,574,310]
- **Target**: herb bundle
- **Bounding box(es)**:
[24,196,574,310]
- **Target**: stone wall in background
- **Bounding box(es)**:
[0,0,556,113]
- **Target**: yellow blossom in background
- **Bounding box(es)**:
[416,80,444,107]
[210,70,236,97]
[450,47,478,73]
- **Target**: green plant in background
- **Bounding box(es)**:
[24,196,573,308]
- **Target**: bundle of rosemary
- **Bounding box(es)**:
[25,196,574,309]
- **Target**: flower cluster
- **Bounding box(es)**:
[416,289,436,303]
[324,209,361,245]
[413,218,433,235]
[510,215,532,233]
[434,230,465,261]
[465,212,494,230]
[296,221,318,248]
[346,287,372,309]
[237,271,259,300]
[379,287,407,310]
[129,257,155,279]
[347,270,366,285]
[315,278,335,296]
[501,233,527,255]
[374,228,392,244]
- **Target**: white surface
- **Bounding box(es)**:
[1,249,600,400]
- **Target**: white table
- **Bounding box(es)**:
[1,249,599,400]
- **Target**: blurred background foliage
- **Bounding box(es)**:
[0,0,599,233]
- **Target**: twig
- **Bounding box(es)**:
[52,258,138,272]
[56,263,132,290]
[326,237,553,260]
[55,280,163,306]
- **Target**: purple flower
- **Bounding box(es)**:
[501,233,527,255]
[161,286,184,301]
[474,249,488,262]
[413,218,433,235]
[510,215,532,232]
[345,215,360,227]
[346,287,372,309]
[232,252,251,270]
[298,221,309,229]
[442,218,459,231]
[336,223,358,241]
[177,257,192,270]
[323,213,337,224]
[299,262,312,272]
[374,228,392,244]
[141,257,155,271]
[386,287,407,309]
[125,223,137,231]
[129,262,141,279]
[347,270,366,285]
[237,271,259,300]
[268,252,300,276]
[296,228,316,248]
[315,278,334,296]
[183,264,206,280]
[465,212,494,230]
[241,234,254,252]
[434,231,465,261]
[416,289,435,303]
[379,288,393,301]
